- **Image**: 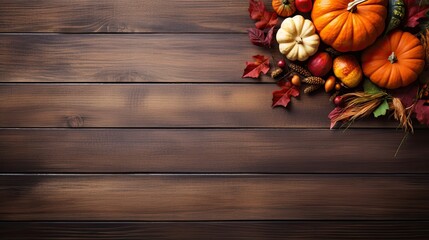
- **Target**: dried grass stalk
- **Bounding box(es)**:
[390,97,414,133]
[331,92,388,124]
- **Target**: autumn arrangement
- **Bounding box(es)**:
[243,0,429,132]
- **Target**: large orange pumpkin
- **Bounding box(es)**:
[311,0,387,52]
[361,30,425,89]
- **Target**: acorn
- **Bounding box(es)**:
[291,74,301,86]
[335,83,342,91]
[325,76,336,92]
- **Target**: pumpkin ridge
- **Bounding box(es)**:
[319,13,348,48]
[335,13,355,51]
[397,31,421,54]
[354,9,381,39]
[400,59,424,76]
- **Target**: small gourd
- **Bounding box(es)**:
[272,0,296,17]
[384,0,405,35]
[276,15,320,61]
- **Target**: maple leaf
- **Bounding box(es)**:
[242,55,270,78]
[248,0,278,29]
[414,100,429,125]
[248,27,274,48]
[272,81,300,108]
[255,11,278,29]
[248,0,266,20]
[405,0,429,28]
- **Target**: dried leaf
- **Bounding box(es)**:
[328,107,344,129]
[248,0,278,29]
[391,97,414,132]
[248,27,274,48]
[405,0,429,27]
[272,81,300,108]
[328,92,388,129]
[414,100,429,125]
[242,55,270,78]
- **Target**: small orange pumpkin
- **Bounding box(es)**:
[272,0,296,17]
[361,30,425,89]
[311,0,387,52]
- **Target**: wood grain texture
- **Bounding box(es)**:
[0,34,272,83]
[1,129,428,173]
[0,0,250,33]
[0,84,404,128]
[1,175,429,220]
[1,221,429,239]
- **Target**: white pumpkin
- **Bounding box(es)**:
[276,15,320,61]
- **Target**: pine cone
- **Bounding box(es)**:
[302,76,325,85]
[270,68,283,79]
[288,63,312,77]
[304,84,321,94]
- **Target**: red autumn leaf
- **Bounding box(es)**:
[242,55,270,78]
[255,10,278,29]
[404,0,429,27]
[389,83,419,108]
[272,81,300,108]
[328,107,344,129]
[248,27,274,48]
[414,100,429,125]
[248,0,278,29]
[248,0,266,20]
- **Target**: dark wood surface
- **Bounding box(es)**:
[0,84,412,128]
[1,129,428,173]
[0,0,250,33]
[2,221,429,240]
[1,0,428,239]
[0,34,271,83]
[2,175,429,220]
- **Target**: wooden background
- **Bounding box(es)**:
[1,0,429,239]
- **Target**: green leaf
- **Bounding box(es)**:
[373,99,390,118]
[363,78,383,94]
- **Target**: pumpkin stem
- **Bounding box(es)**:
[388,52,398,64]
[347,0,368,12]
[282,0,289,4]
[295,37,303,44]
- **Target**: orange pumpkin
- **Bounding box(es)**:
[272,0,296,17]
[361,30,425,89]
[311,0,387,52]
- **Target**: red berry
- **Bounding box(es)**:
[334,96,343,106]
[277,59,286,68]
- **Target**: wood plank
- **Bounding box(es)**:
[1,129,428,173]
[0,84,402,128]
[1,175,429,220]
[0,0,251,33]
[1,221,429,239]
[0,34,271,83]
